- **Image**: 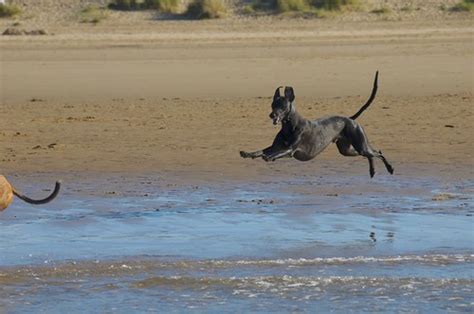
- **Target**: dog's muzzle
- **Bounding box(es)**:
[270,113,280,125]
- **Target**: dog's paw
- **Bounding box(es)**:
[262,155,274,162]
[240,151,250,158]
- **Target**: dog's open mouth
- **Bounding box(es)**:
[272,116,281,125]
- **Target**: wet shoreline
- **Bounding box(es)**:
[1,170,473,312]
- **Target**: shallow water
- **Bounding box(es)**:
[0,173,473,312]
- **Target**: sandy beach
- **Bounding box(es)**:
[1,18,473,180]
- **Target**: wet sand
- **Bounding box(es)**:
[1,172,473,265]
[0,173,473,312]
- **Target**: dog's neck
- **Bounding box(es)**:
[282,104,304,129]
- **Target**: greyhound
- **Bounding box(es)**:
[0,175,60,211]
[240,71,394,177]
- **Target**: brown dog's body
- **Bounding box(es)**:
[0,175,60,211]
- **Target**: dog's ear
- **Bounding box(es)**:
[273,86,283,102]
[284,87,295,102]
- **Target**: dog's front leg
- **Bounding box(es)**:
[263,132,302,162]
[262,148,294,162]
[240,150,263,159]
[240,146,273,159]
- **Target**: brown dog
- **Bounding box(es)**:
[0,175,60,211]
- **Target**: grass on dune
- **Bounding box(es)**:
[186,0,228,19]
[244,0,360,15]
[450,0,474,12]
[0,3,22,18]
[80,5,110,24]
[108,0,179,13]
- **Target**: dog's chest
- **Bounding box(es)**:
[280,126,300,146]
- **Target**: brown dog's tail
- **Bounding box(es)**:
[12,181,61,205]
[350,71,379,120]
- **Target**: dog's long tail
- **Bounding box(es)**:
[12,181,61,205]
[350,71,379,120]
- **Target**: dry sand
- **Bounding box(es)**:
[0,5,473,182]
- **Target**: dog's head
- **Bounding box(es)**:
[269,86,295,125]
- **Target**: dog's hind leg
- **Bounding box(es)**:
[364,150,394,177]
[336,138,359,157]
[347,124,394,177]
[367,156,376,178]
[373,150,394,175]
[356,135,394,175]
[337,137,381,177]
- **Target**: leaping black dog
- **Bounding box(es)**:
[240,71,394,177]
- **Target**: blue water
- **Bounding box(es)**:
[0,173,473,312]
